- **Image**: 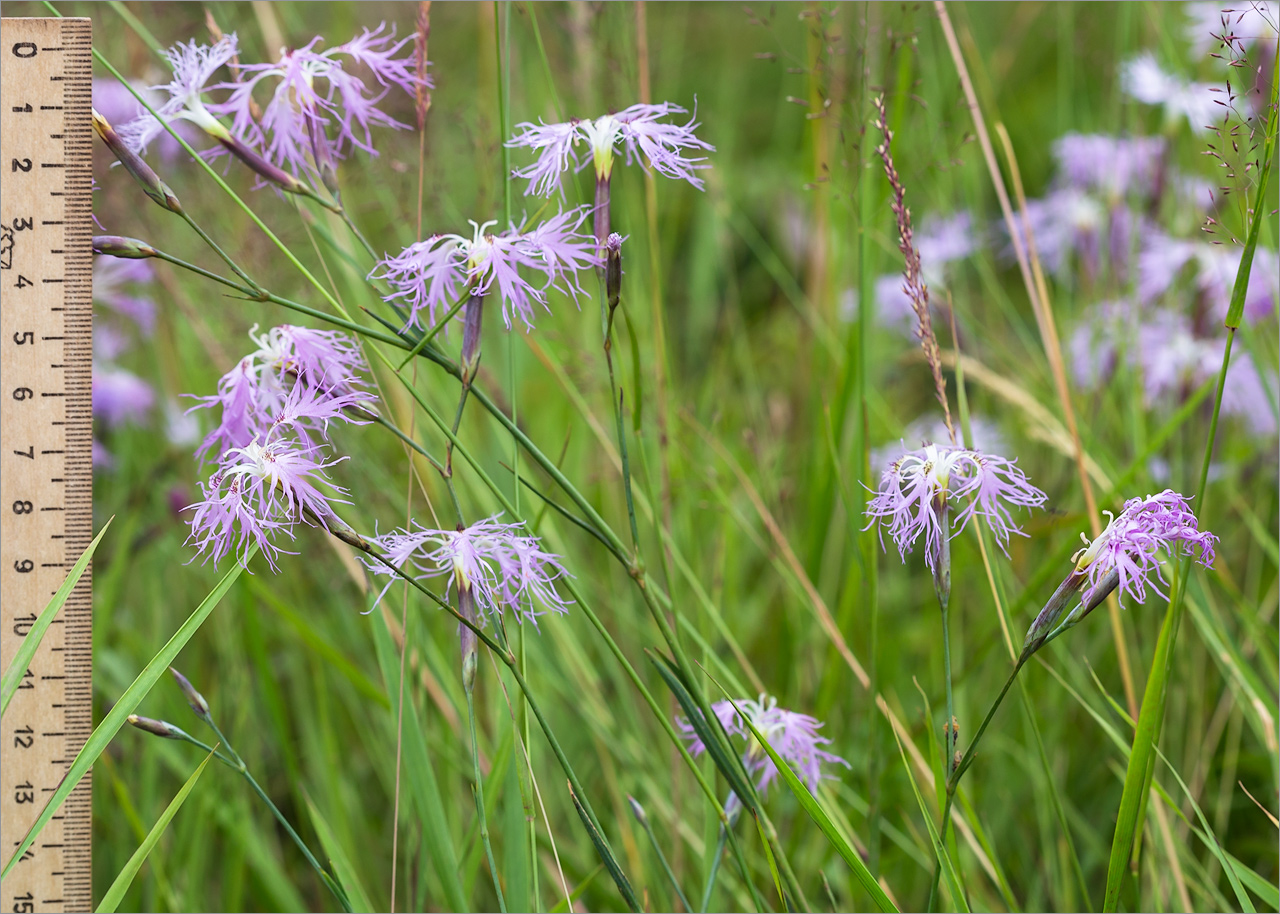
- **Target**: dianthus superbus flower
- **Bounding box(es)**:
[371,208,598,332]
[678,695,848,813]
[507,101,714,197]
[364,516,572,624]
[117,35,240,155]
[1022,489,1217,656]
[865,443,1047,572]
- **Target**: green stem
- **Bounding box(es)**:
[699,824,729,913]
[633,802,693,912]
[466,686,507,913]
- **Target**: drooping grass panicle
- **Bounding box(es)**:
[872,94,956,444]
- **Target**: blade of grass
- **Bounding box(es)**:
[305,792,379,913]
[95,747,215,913]
[1,518,112,715]
[2,550,252,877]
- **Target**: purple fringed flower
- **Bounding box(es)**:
[185,434,348,571]
[93,365,155,428]
[364,516,572,623]
[1121,53,1220,133]
[508,101,714,196]
[1072,490,1217,608]
[1052,133,1166,200]
[865,443,1047,570]
[370,208,598,331]
[678,695,849,805]
[218,25,425,177]
[93,78,197,162]
[117,35,239,155]
[189,324,373,463]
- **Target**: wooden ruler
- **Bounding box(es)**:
[0,17,94,914]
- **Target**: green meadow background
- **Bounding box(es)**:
[11,1,1280,910]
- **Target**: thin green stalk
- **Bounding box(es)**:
[466,687,507,913]
[631,799,693,912]
[202,716,352,913]
[699,824,729,912]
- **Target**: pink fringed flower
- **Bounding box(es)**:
[117,35,240,155]
[1073,489,1217,608]
[189,324,373,463]
[218,25,425,177]
[371,208,598,331]
[678,695,848,806]
[507,101,714,196]
[865,443,1047,571]
[365,516,572,623]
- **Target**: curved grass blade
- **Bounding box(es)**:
[1,518,112,716]
[96,748,215,913]
[1,551,252,878]
[304,792,377,913]
[722,694,899,913]
[566,780,641,913]
[890,722,968,912]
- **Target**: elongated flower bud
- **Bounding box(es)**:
[93,109,183,214]
[460,292,486,385]
[1020,567,1118,659]
[627,795,649,826]
[606,233,623,313]
[169,667,211,719]
[216,133,312,197]
[92,235,158,259]
[127,714,186,739]
[593,176,611,254]
[459,584,478,693]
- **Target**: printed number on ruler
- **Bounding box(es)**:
[0,17,94,914]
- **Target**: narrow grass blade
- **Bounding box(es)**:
[96,747,215,913]
[548,864,603,914]
[1,518,112,716]
[890,723,968,912]
[751,812,787,909]
[723,694,899,913]
[304,793,378,913]
[566,780,641,913]
[2,551,251,878]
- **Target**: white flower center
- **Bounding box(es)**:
[581,114,623,181]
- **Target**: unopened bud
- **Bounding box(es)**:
[127,714,184,739]
[216,133,311,197]
[92,109,183,214]
[627,795,649,826]
[593,176,612,252]
[92,235,158,259]
[605,233,623,310]
[1020,566,1119,660]
[460,292,486,384]
[459,585,478,693]
[169,667,211,719]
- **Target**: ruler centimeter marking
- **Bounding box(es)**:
[1,17,94,914]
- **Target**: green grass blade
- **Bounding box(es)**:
[722,696,898,912]
[890,723,968,913]
[1,551,251,878]
[304,792,378,913]
[96,748,215,913]
[1,518,112,716]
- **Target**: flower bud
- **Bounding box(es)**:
[627,795,649,826]
[216,133,312,198]
[1020,566,1119,660]
[605,233,623,311]
[127,714,185,739]
[460,292,485,385]
[169,667,211,719]
[92,109,183,214]
[458,585,478,693]
[92,235,158,259]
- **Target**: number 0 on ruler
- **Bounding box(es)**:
[0,17,94,914]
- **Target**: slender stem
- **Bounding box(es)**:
[699,824,729,913]
[941,595,956,778]
[634,804,693,912]
[466,686,507,912]
[176,211,262,294]
[202,716,352,912]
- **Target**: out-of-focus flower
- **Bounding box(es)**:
[92,440,115,471]
[93,255,156,334]
[1184,1,1278,56]
[371,208,598,331]
[1053,133,1167,200]
[1006,188,1145,279]
[861,211,975,332]
[164,399,202,448]
[508,101,714,196]
[219,25,425,178]
[1138,231,1278,320]
[93,365,155,428]
[865,443,1047,570]
[1074,490,1217,607]
[1121,53,1222,133]
[678,695,848,810]
[117,35,240,155]
[364,516,572,622]
[186,433,348,571]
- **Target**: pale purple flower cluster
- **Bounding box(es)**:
[371,208,599,331]
[865,443,1047,570]
[1121,53,1221,134]
[1072,490,1217,607]
[118,26,424,179]
[678,695,848,805]
[184,325,374,570]
[93,367,155,429]
[1138,232,1278,322]
[363,516,572,624]
[867,212,976,333]
[92,253,158,470]
[507,101,714,196]
[220,25,425,177]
